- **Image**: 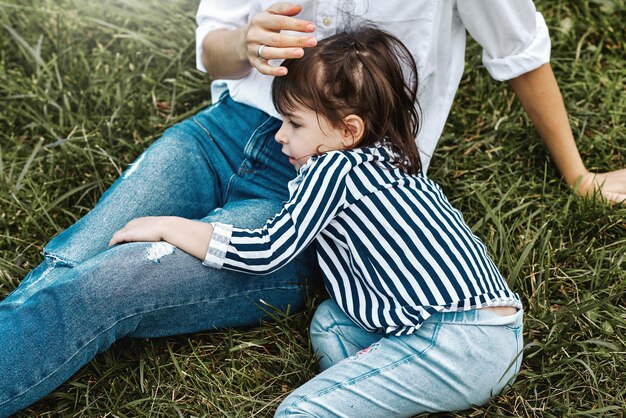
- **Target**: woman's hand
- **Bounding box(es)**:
[577,168,626,205]
[109,216,172,246]
[244,2,317,76]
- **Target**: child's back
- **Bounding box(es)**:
[289,147,521,336]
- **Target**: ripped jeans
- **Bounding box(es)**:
[0,92,319,416]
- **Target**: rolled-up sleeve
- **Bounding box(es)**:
[196,0,251,72]
[457,0,551,81]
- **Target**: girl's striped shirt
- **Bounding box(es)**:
[204,147,522,336]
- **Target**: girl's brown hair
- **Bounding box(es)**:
[272,25,422,174]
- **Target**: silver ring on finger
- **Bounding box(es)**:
[257,44,268,61]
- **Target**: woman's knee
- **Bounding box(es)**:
[136,126,204,172]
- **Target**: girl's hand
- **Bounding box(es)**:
[578,168,626,205]
[244,2,317,76]
[109,216,172,246]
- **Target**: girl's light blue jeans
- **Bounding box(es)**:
[0,92,320,416]
[276,299,524,417]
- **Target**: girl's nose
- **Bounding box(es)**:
[275,124,288,144]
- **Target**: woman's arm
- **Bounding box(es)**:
[509,63,626,204]
[201,2,317,79]
[457,1,625,204]
[509,63,585,186]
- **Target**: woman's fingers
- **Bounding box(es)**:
[255,60,288,76]
[248,36,315,75]
[254,44,305,60]
[255,31,316,49]
[248,16,316,50]
[263,15,315,33]
[245,2,316,76]
[266,2,303,17]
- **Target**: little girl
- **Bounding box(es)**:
[110,26,524,416]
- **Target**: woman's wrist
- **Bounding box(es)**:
[202,27,253,80]
[560,162,590,188]
[237,23,251,64]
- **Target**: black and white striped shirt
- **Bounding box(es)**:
[204,147,522,336]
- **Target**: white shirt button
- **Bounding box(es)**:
[322,17,332,26]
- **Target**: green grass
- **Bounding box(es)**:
[1,0,625,416]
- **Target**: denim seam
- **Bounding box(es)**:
[503,325,522,332]
[200,90,229,114]
[436,315,522,327]
[0,284,301,408]
[494,332,523,395]
[331,325,350,360]
[287,323,442,409]
[243,115,275,157]
[513,331,522,375]
[324,321,363,361]
[224,173,237,204]
[191,117,216,143]
[189,118,226,206]
[223,116,275,202]
[326,303,364,356]
[237,158,255,175]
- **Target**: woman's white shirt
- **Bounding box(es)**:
[195,0,550,171]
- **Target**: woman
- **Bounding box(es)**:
[0,0,624,415]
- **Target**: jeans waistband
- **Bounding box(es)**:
[428,308,523,327]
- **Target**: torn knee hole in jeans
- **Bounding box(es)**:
[146,242,176,263]
[43,252,75,269]
[347,342,381,361]
[9,253,75,302]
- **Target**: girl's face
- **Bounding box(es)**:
[275,105,346,170]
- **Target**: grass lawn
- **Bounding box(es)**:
[1,0,624,416]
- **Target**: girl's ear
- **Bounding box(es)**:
[341,114,365,148]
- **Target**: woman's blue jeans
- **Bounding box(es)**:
[0,93,319,416]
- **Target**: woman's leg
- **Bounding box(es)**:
[0,198,319,416]
[40,92,278,266]
[10,91,300,300]
[276,304,524,417]
[0,93,320,415]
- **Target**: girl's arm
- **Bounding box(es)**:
[109,153,352,273]
[203,153,351,274]
[109,216,214,260]
[509,63,626,204]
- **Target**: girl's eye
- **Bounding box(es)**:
[289,121,301,129]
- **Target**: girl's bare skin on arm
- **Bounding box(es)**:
[109,217,214,260]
